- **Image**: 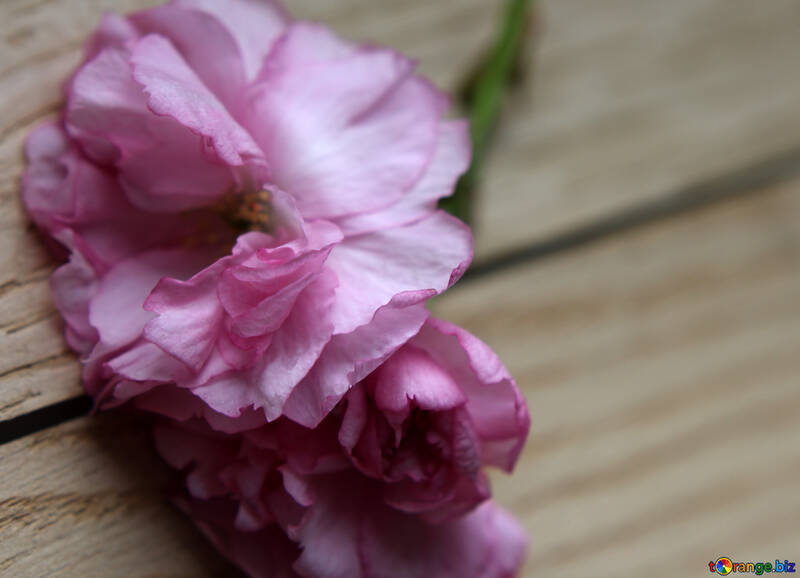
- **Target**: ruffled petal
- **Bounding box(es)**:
[326,211,473,335]
[129,34,263,167]
[247,23,443,220]
[336,121,471,236]
[130,3,247,110]
[89,249,214,352]
[293,474,526,578]
[282,302,430,428]
[82,12,140,62]
[191,269,337,420]
[66,47,152,163]
[249,268,337,420]
[412,319,530,472]
[24,122,231,269]
[23,123,80,225]
[173,0,288,82]
[66,42,250,211]
[371,345,467,417]
[50,237,99,354]
[143,262,227,372]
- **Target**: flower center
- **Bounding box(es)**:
[218,189,273,233]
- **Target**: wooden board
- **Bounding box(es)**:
[0,412,238,577]
[434,181,800,577]
[475,0,800,258]
[3,172,798,577]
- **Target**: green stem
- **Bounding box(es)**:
[440,0,534,226]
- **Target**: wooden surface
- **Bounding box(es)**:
[0,414,238,577]
[1,0,800,576]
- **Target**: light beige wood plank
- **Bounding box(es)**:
[0,413,238,577]
[433,181,800,577]
[476,0,800,259]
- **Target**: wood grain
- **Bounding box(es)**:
[434,180,800,577]
[476,0,800,259]
[0,412,239,577]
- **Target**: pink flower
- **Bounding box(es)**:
[23,0,473,428]
[339,319,529,521]
[23,1,531,573]
[151,318,529,576]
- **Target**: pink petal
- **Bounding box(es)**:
[50,239,99,354]
[23,123,77,223]
[192,269,337,420]
[247,23,442,220]
[326,211,473,335]
[293,474,526,578]
[282,302,430,428]
[115,120,236,212]
[250,268,337,420]
[143,263,226,371]
[129,34,263,167]
[130,3,247,110]
[89,249,211,351]
[229,272,315,339]
[372,344,467,417]
[66,47,151,163]
[174,0,288,81]
[190,372,260,419]
[413,319,531,472]
[82,13,140,62]
[336,121,471,235]
[24,122,223,269]
[66,45,243,212]
[107,341,191,385]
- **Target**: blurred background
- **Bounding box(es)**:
[1,0,799,576]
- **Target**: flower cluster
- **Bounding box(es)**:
[23,1,530,576]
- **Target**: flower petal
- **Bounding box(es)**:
[174,0,288,81]
[192,269,337,420]
[371,344,467,417]
[335,121,471,235]
[293,474,526,578]
[129,34,263,167]
[326,210,473,335]
[89,249,211,352]
[282,302,430,428]
[66,47,152,163]
[412,319,531,472]
[50,238,99,354]
[250,269,337,420]
[248,23,443,220]
[143,263,226,371]
[66,42,251,212]
[130,3,248,110]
